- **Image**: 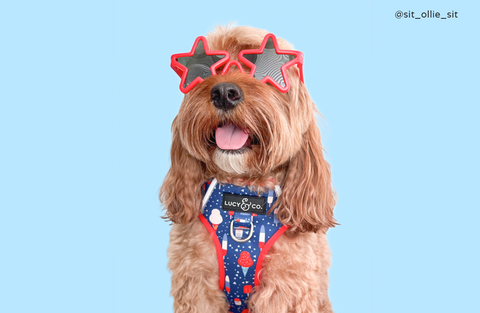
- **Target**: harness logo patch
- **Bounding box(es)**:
[222,193,267,215]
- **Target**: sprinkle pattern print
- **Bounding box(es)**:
[201,181,284,313]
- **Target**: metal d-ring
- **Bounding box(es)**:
[230,219,254,243]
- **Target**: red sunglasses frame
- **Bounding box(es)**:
[171,33,304,94]
[170,36,230,94]
[238,33,304,93]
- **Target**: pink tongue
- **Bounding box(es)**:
[215,124,249,150]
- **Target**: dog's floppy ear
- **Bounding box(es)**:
[160,118,205,224]
[277,118,337,233]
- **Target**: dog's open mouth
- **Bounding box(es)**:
[215,123,251,151]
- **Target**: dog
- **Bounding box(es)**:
[160,25,337,313]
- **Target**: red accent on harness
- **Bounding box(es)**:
[198,214,225,290]
[254,225,290,286]
[199,213,289,289]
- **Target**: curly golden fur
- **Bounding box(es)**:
[160,25,337,313]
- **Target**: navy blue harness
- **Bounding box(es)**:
[200,179,288,313]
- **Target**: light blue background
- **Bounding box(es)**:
[1,0,478,312]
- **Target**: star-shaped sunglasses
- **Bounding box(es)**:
[171,33,304,94]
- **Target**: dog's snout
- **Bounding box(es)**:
[210,83,244,111]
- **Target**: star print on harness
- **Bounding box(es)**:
[199,179,289,313]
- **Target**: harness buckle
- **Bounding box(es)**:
[229,219,254,243]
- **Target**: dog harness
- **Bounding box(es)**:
[199,179,289,313]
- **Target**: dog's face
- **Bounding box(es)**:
[161,26,336,233]
[175,27,313,180]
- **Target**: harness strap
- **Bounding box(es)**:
[198,213,226,290]
[201,178,217,213]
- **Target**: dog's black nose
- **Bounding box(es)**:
[210,83,244,111]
